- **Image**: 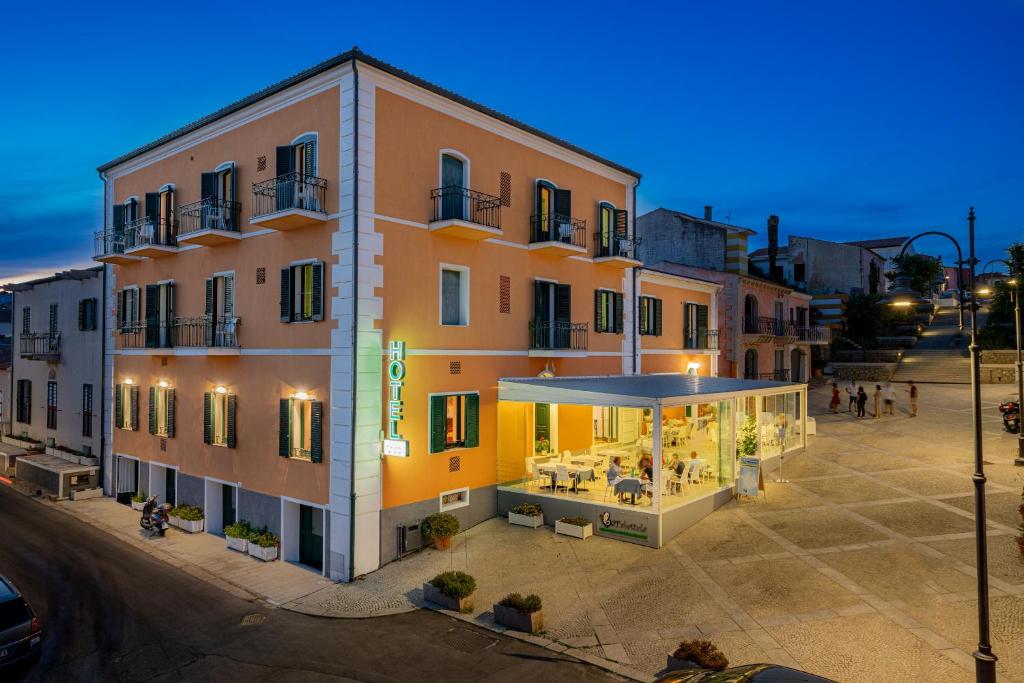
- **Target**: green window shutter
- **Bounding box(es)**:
[654,299,663,336]
[144,284,158,348]
[280,267,292,322]
[205,278,215,346]
[304,138,317,176]
[429,395,446,453]
[594,290,604,333]
[145,193,160,224]
[148,386,157,434]
[201,172,217,200]
[130,385,139,431]
[311,262,324,321]
[614,293,624,333]
[78,300,85,331]
[697,304,709,331]
[226,394,237,449]
[114,384,123,427]
[166,389,175,438]
[464,394,479,448]
[203,392,212,444]
[310,401,323,463]
[275,145,294,176]
[279,399,290,456]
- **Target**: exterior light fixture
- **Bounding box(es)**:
[124,378,134,385]
[537,361,555,379]
[158,380,169,388]
[293,391,311,400]
[686,361,701,375]
[976,287,992,296]
[215,386,227,394]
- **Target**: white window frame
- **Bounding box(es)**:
[427,390,480,453]
[438,149,471,189]
[211,390,230,447]
[154,384,170,437]
[211,270,236,318]
[118,384,134,430]
[439,487,470,512]
[438,263,470,327]
[289,397,314,461]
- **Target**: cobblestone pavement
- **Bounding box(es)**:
[286,382,1024,682]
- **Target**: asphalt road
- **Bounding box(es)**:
[0,485,621,682]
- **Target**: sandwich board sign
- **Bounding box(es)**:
[737,456,765,499]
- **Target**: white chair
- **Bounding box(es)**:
[532,463,547,490]
[204,206,226,230]
[554,464,573,493]
[670,467,688,494]
[686,460,703,486]
[524,457,536,486]
[561,449,572,463]
[661,469,673,496]
[296,179,318,210]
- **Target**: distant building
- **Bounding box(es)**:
[638,207,827,381]
[844,237,914,283]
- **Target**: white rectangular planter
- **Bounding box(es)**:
[508,512,544,528]
[174,518,204,534]
[555,520,593,539]
[248,544,278,562]
[3,435,42,451]
[226,536,249,553]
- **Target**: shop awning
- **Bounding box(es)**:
[498,373,800,407]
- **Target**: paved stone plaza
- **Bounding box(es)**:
[40,381,1024,681]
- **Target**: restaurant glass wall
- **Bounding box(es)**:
[734,391,801,458]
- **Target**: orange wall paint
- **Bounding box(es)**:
[556,404,593,452]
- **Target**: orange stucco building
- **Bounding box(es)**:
[95,50,728,580]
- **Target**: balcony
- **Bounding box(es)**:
[683,329,719,351]
[742,316,799,342]
[797,325,831,344]
[752,370,791,382]
[123,217,179,258]
[593,234,641,269]
[93,229,143,265]
[118,317,240,354]
[528,320,588,355]
[428,186,502,240]
[528,214,587,256]
[251,172,328,231]
[177,198,243,246]
[20,333,60,361]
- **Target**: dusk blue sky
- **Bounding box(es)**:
[1,0,1021,281]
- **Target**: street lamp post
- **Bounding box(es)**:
[887,208,996,682]
[981,257,1024,467]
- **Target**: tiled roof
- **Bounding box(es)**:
[98,49,640,178]
[844,237,909,250]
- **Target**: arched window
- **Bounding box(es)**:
[744,349,759,379]
[744,294,759,328]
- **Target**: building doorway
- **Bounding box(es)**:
[299,504,323,570]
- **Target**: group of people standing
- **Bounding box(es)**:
[830,380,918,418]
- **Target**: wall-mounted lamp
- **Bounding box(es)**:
[293,391,311,401]
[158,380,169,388]
[124,378,134,385]
[215,386,227,395]
[537,361,556,379]
[686,361,701,375]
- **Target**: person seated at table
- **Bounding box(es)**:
[638,455,655,499]
[607,456,627,503]
[670,453,686,477]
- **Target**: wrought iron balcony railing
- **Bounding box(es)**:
[118,317,240,350]
[756,370,791,381]
[529,213,587,249]
[94,229,125,258]
[124,217,178,249]
[430,186,501,229]
[529,320,588,351]
[743,316,800,337]
[20,332,61,359]
[252,172,327,218]
[683,329,719,350]
[594,234,638,260]
[797,325,831,343]
[178,197,242,235]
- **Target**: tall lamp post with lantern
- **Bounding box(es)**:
[881,208,996,682]
[980,255,1024,467]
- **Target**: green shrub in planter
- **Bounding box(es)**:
[558,516,590,527]
[421,512,459,539]
[249,530,280,548]
[224,521,252,539]
[430,571,476,599]
[175,505,205,522]
[509,504,543,517]
[498,593,542,613]
[672,640,728,671]
[131,489,147,504]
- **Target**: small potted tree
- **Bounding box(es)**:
[173,505,205,534]
[555,516,593,539]
[666,640,728,673]
[247,529,279,562]
[421,512,459,550]
[423,571,476,613]
[493,593,543,633]
[131,489,148,511]
[224,520,251,553]
[508,503,544,528]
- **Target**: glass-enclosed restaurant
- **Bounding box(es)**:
[497,374,807,547]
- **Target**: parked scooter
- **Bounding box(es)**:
[998,400,1020,434]
[140,495,173,536]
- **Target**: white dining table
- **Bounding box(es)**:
[537,463,595,492]
[569,454,604,467]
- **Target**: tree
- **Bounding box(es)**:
[890,253,943,295]
[868,260,881,295]
[738,414,758,457]
[843,293,897,347]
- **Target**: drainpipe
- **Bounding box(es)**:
[631,178,640,376]
[348,56,360,582]
[97,170,109,494]
[8,289,14,439]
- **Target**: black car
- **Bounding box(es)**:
[656,663,835,682]
[0,576,42,669]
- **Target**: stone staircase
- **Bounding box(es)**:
[891,308,970,384]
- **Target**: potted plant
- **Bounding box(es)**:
[534,436,550,455]
[508,503,544,529]
[421,512,459,550]
[666,640,729,672]
[173,505,205,533]
[555,516,593,539]
[423,571,476,613]
[224,521,251,553]
[493,592,543,633]
[247,529,279,562]
[131,490,148,511]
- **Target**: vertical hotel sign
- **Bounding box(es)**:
[383,340,410,457]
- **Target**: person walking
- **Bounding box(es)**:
[830,383,841,414]
[906,381,918,417]
[856,386,868,418]
[883,382,896,415]
[873,384,882,419]
[846,380,858,413]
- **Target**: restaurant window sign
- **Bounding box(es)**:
[383,340,409,457]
